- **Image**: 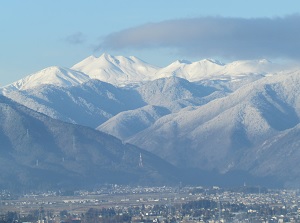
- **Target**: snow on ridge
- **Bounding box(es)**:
[97,105,171,140]
[124,70,300,171]
[155,58,278,82]
[1,66,90,94]
[71,53,160,86]
[71,53,283,87]
[1,53,289,94]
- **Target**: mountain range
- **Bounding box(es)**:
[1,53,300,188]
[0,94,179,190]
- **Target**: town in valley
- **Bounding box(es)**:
[1,185,300,223]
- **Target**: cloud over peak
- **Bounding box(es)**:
[65,32,86,45]
[99,15,300,60]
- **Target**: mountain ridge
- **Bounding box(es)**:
[1,53,287,92]
[0,94,179,190]
[1,66,90,94]
[124,70,300,186]
[1,53,300,188]
[71,53,160,86]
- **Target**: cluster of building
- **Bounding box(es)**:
[1,185,300,222]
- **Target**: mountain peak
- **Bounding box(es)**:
[99,52,114,60]
[87,55,97,60]
[2,66,90,93]
[258,59,272,64]
[2,53,284,93]
[201,58,225,66]
[176,59,191,64]
[71,53,159,86]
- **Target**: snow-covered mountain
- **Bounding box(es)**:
[124,70,300,186]
[155,58,276,82]
[4,79,146,128]
[2,54,283,93]
[236,123,300,187]
[71,53,160,86]
[97,77,227,141]
[0,94,179,190]
[97,105,171,140]
[2,53,300,187]
[1,66,90,94]
[136,76,221,112]
[2,53,161,92]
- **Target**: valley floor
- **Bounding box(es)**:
[1,185,300,222]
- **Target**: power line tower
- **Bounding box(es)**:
[139,153,143,168]
[122,149,126,160]
[38,205,44,223]
[218,199,221,222]
[72,136,76,152]
[0,195,4,223]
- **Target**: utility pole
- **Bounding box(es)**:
[218,198,221,223]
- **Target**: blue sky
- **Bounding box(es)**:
[1,0,300,85]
